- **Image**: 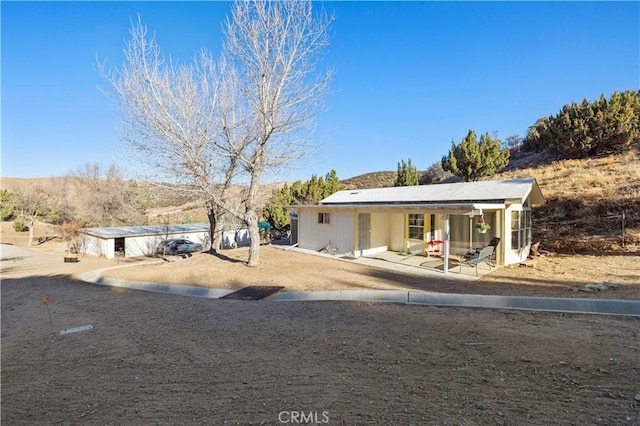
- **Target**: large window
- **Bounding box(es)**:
[407,214,425,240]
[318,212,331,224]
[511,209,531,250]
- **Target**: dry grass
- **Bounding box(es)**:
[494,150,640,253]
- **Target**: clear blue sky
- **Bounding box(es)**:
[2,1,639,182]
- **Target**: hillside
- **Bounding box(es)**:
[493,150,640,253]
[340,171,397,189]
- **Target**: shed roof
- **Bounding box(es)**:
[321,178,544,206]
[79,223,209,239]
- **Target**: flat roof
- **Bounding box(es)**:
[80,223,209,239]
[321,178,544,206]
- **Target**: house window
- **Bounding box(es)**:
[511,209,532,250]
[407,214,424,240]
[318,212,331,224]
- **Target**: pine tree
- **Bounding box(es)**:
[442,130,510,182]
[394,159,419,186]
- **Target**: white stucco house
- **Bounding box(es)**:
[289,178,544,273]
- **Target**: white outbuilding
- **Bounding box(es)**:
[79,223,210,259]
[289,178,544,272]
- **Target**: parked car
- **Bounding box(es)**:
[156,239,203,255]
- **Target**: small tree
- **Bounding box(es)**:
[394,158,419,186]
[504,134,523,150]
[442,130,510,182]
[0,189,16,221]
[14,185,50,246]
[420,161,454,184]
[71,162,145,227]
[263,170,344,230]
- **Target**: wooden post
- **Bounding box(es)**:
[443,214,450,273]
[621,210,625,248]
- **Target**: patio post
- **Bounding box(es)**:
[443,213,450,273]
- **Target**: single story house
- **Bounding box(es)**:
[79,223,211,259]
[289,178,544,273]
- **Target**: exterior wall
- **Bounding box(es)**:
[365,212,390,255]
[220,228,250,249]
[388,213,405,252]
[298,208,354,254]
[105,239,116,259]
[126,235,165,257]
[504,201,530,265]
[81,235,108,258]
[80,230,209,259]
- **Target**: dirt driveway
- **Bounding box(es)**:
[1,243,639,424]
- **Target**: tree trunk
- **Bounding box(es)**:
[245,210,260,266]
[27,213,37,246]
[28,224,34,247]
[207,204,221,253]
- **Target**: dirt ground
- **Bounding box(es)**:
[98,244,640,300]
[1,225,639,424]
[3,220,639,299]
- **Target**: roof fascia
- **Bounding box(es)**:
[288,203,505,213]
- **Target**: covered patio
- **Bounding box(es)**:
[361,249,494,278]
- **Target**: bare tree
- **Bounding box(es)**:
[14,185,49,246]
[101,1,333,265]
[71,162,145,226]
[220,1,333,265]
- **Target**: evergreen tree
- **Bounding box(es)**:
[263,170,344,229]
[522,90,640,157]
[442,130,510,182]
[0,189,15,221]
[394,158,419,186]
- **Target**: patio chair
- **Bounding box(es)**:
[459,246,495,276]
[463,237,500,265]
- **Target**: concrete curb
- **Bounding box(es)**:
[271,289,640,317]
[406,292,640,317]
[77,268,640,317]
[269,290,411,303]
[78,270,235,299]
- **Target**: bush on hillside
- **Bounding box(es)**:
[523,90,640,158]
[0,189,15,221]
[13,220,28,232]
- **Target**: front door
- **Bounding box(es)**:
[358,213,371,255]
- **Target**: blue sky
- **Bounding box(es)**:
[2,1,639,182]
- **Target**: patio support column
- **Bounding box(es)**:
[443,213,450,273]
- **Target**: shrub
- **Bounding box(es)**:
[0,189,15,221]
[0,205,15,221]
[13,220,28,232]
